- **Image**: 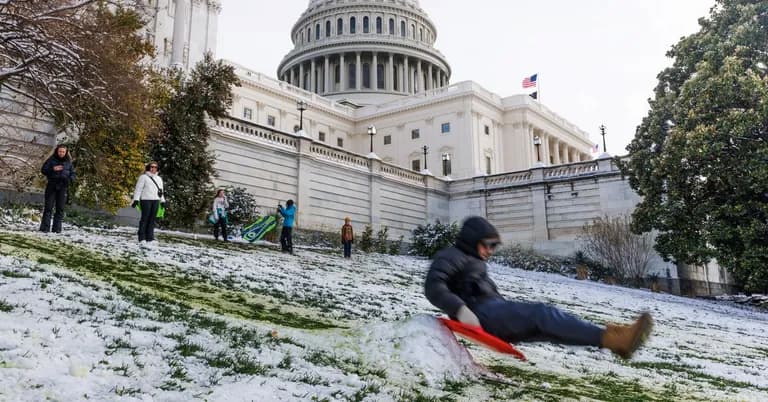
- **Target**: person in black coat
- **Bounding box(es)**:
[39,144,76,233]
[425,216,653,360]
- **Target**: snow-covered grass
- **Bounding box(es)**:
[1,221,767,401]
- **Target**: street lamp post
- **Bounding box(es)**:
[599,124,607,153]
[368,125,377,153]
[296,100,308,131]
[422,145,428,170]
[533,135,542,163]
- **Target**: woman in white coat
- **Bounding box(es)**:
[132,161,166,243]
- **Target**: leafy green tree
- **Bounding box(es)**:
[621,0,768,292]
[150,54,240,229]
[359,225,374,253]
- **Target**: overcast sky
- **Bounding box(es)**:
[217,0,716,154]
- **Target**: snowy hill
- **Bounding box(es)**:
[1,222,767,401]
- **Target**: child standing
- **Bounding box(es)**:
[341,217,354,258]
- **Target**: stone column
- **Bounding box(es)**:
[369,158,382,229]
[530,167,550,242]
[299,63,305,90]
[403,56,409,93]
[340,53,346,91]
[416,60,422,93]
[388,53,394,91]
[295,136,313,229]
[310,59,316,93]
[427,63,433,90]
[324,56,330,93]
[171,0,189,69]
[355,52,362,90]
[372,52,378,91]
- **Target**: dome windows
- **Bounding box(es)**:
[363,16,369,33]
[325,21,331,37]
[376,17,382,34]
[389,18,395,35]
[337,18,343,35]
[350,17,356,34]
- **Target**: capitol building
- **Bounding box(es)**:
[220,0,596,180]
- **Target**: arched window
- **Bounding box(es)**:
[300,30,304,44]
[363,16,369,33]
[325,21,331,37]
[348,63,356,88]
[334,64,340,86]
[362,62,370,88]
[411,24,415,39]
[393,67,399,91]
[307,27,311,42]
[337,18,343,35]
[389,18,395,35]
[376,17,382,34]
[315,23,320,40]
[350,17,356,34]
[400,21,406,37]
[420,28,423,41]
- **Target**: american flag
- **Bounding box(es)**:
[522,74,538,88]
[592,143,600,153]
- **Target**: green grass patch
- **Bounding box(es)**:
[628,361,760,391]
[2,270,30,278]
[0,299,13,312]
[0,233,335,330]
[486,364,674,401]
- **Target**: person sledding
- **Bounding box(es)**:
[424,216,653,360]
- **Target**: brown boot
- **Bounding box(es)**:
[601,312,654,359]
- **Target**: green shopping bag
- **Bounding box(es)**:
[135,202,165,218]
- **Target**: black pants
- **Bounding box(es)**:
[213,218,228,241]
[343,241,352,258]
[40,182,67,233]
[475,299,604,346]
[280,226,293,252]
[138,200,159,242]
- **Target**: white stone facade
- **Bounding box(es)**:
[143,0,220,71]
[229,62,594,180]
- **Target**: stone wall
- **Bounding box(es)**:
[209,116,449,238]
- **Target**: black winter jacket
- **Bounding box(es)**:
[41,157,76,185]
[424,217,503,318]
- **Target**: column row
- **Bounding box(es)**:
[531,127,591,165]
[281,52,449,95]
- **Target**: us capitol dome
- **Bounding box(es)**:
[277,0,451,106]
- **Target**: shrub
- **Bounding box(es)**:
[409,220,459,258]
[359,225,374,253]
[375,226,389,254]
[579,215,654,281]
[389,235,404,255]
[222,186,259,227]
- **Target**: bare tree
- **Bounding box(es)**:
[579,215,655,281]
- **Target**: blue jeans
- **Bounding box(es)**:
[474,299,604,346]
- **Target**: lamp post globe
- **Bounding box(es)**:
[296,100,308,131]
[368,125,377,153]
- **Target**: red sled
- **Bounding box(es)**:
[438,317,527,361]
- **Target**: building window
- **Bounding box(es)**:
[267,115,276,127]
[337,138,344,147]
[363,16,369,33]
[376,17,382,34]
[315,23,320,40]
[420,28,423,41]
[411,159,421,171]
[319,132,326,142]
[377,64,385,89]
[337,18,343,35]
[484,125,490,135]
[442,153,452,176]
[389,18,395,34]
[486,156,492,175]
[441,123,451,133]
[243,107,253,120]
[348,63,356,88]
[411,129,420,139]
[400,21,406,37]
[383,135,391,145]
[411,24,415,39]
[335,64,340,85]
[308,27,311,42]
[350,17,356,34]
[325,21,331,37]
[362,63,370,89]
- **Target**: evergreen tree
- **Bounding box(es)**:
[150,54,240,229]
[622,0,768,292]
[409,220,459,258]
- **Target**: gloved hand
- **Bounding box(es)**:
[131,200,139,209]
[456,305,481,327]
